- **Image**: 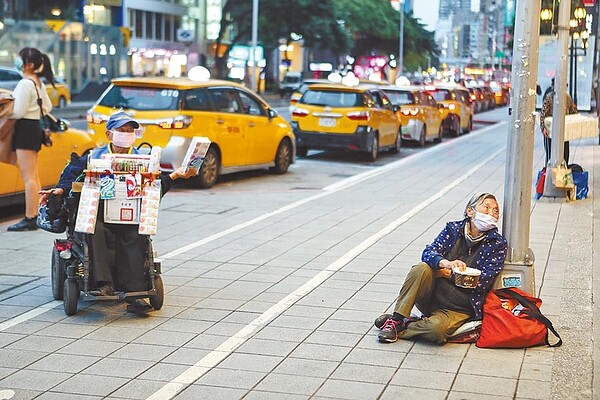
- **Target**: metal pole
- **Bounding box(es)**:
[398,0,404,76]
[569,36,574,98]
[500,0,541,296]
[543,0,571,197]
[574,43,578,106]
[250,0,259,92]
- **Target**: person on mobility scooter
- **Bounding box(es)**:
[39,112,198,315]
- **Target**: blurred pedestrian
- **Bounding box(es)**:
[375,193,507,344]
[539,82,578,165]
[7,47,55,231]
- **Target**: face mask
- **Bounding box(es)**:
[111,130,136,148]
[14,57,23,71]
[471,211,498,232]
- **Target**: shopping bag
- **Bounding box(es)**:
[572,171,588,199]
[0,93,16,165]
[551,161,574,189]
[568,164,589,200]
[476,287,562,348]
[534,167,546,199]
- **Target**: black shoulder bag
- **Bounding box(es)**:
[29,78,58,147]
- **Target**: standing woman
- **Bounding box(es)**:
[7,47,55,231]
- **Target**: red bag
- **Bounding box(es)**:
[476,287,562,348]
[535,167,546,198]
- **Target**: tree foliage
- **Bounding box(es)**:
[213,0,440,77]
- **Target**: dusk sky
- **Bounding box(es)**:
[413,0,440,32]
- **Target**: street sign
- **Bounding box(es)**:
[176,29,194,43]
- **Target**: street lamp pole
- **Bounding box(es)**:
[250,0,259,92]
[543,0,571,197]
[500,0,541,295]
[398,0,404,76]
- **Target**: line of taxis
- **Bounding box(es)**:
[1,76,506,205]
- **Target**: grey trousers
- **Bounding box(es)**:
[393,262,472,343]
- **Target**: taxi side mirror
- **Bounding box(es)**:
[58,118,70,132]
[268,108,278,120]
[392,105,400,112]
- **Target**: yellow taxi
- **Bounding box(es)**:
[380,85,444,147]
[87,77,295,188]
[0,113,98,207]
[427,85,473,137]
[291,83,400,160]
[44,78,71,108]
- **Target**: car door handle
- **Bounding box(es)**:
[248,122,255,127]
[216,119,224,124]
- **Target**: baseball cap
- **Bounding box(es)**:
[106,111,140,130]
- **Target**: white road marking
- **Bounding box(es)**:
[158,122,506,261]
[146,146,505,400]
[0,122,506,369]
[0,300,61,332]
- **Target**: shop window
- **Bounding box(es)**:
[146,11,154,40]
[135,10,143,39]
[165,14,173,42]
[156,13,164,41]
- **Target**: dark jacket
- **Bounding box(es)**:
[421,218,508,318]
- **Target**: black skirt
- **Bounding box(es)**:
[13,118,43,151]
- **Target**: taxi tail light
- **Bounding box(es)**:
[401,109,419,116]
[86,112,105,125]
[448,104,456,110]
[347,111,370,121]
[292,108,309,117]
[159,116,192,129]
[470,94,477,101]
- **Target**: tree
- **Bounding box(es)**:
[213,0,349,80]
[334,0,439,72]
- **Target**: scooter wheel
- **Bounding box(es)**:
[149,275,164,310]
[63,279,79,316]
[51,247,66,300]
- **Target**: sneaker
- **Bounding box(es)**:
[7,217,38,232]
[374,313,393,329]
[126,299,153,314]
[88,284,114,296]
[378,318,407,343]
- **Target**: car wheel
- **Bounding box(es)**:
[296,146,308,157]
[51,247,66,300]
[390,130,401,153]
[464,116,473,133]
[58,96,67,109]
[435,124,443,143]
[366,134,378,161]
[270,139,292,174]
[197,147,219,189]
[452,117,460,137]
[418,126,426,147]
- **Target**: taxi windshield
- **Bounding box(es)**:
[301,90,362,108]
[98,86,180,110]
[429,89,452,101]
[383,91,415,106]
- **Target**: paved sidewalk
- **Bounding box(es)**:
[0,113,597,399]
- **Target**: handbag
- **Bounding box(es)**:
[29,79,55,147]
[550,161,574,189]
[476,287,562,348]
[534,167,546,199]
[0,92,16,165]
[36,194,68,234]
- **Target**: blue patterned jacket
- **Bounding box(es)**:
[421,218,508,319]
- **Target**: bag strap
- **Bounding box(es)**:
[497,288,562,347]
[28,78,46,129]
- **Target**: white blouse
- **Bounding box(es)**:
[10,78,53,120]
